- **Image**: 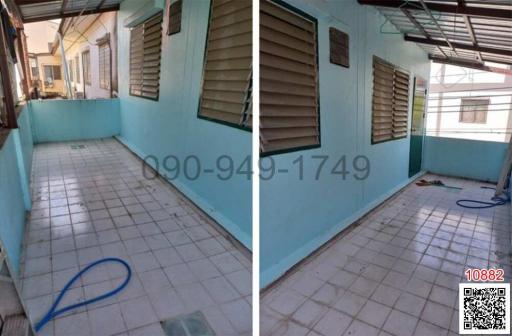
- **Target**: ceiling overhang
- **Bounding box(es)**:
[13,0,121,23]
[358,0,512,71]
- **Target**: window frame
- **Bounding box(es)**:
[43,65,54,86]
[75,55,80,84]
[98,42,111,90]
[459,98,489,124]
[259,0,321,156]
[371,56,411,145]
[43,64,61,85]
[52,65,62,80]
[68,59,74,82]
[82,50,91,85]
[29,57,38,78]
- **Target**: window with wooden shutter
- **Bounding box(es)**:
[129,12,163,100]
[52,65,62,80]
[98,42,111,90]
[198,0,252,129]
[459,98,489,124]
[68,59,74,82]
[260,0,319,155]
[75,56,80,84]
[371,57,410,144]
[82,50,91,85]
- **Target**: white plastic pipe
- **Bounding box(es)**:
[58,32,74,99]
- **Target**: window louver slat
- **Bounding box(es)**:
[82,50,91,85]
[199,0,252,129]
[371,57,410,144]
[98,43,110,90]
[130,12,163,100]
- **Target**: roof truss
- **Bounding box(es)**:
[13,0,121,23]
[358,0,512,68]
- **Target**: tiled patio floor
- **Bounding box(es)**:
[261,174,511,336]
[20,139,251,336]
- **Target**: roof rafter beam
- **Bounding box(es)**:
[457,0,483,62]
[462,14,483,61]
[401,8,449,58]
[404,35,512,57]
[357,0,512,19]
[22,5,119,23]
[429,55,512,72]
[60,0,68,15]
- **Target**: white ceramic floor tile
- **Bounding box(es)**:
[22,139,251,335]
[261,174,510,336]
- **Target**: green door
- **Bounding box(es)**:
[408,77,427,177]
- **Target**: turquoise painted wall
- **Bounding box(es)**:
[0,106,33,276]
[18,105,34,177]
[30,99,120,143]
[117,0,252,248]
[424,136,507,183]
[260,0,431,286]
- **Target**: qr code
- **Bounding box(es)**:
[459,283,511,334]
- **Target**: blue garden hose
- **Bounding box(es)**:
[35,258,132,332]
[456,186,510,209]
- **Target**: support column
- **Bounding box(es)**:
[0,11,18,128]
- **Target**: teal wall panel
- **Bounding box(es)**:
[423,136,507,183]
[117,0,251,248]
[30,99,120,143]
[18,106,34,174]
[260,0,431,286]
[0,106,33,277]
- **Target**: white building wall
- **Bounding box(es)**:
[63,12,117,99]
[427,62,512,143]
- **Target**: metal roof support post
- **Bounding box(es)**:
[15,28,29,99]
[58,32,73,99]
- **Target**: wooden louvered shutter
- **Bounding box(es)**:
[393,68,409,139]
[82,50,91,85]
[98,43,110,89]
[372,58,394,143]
[199,0,252,128]
[75,56,80,84]
[260,0,319,155]
[372,57,410,144]
[130,12,163,100]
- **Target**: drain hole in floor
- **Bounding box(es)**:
[70,144,86,149]
[161,311,215,336]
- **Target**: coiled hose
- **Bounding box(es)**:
[35,258,131,332]
[456,186,510,209]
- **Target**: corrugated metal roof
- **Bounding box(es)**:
[15,0,122,23]
[359,0,512,68]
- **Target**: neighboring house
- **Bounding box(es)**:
[25,20,65,97]
[24,12,117,99]
[56,11,118,99]
[427,62,512,143]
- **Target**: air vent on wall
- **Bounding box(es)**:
[167,0,182,35]
[329,27,349,68]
